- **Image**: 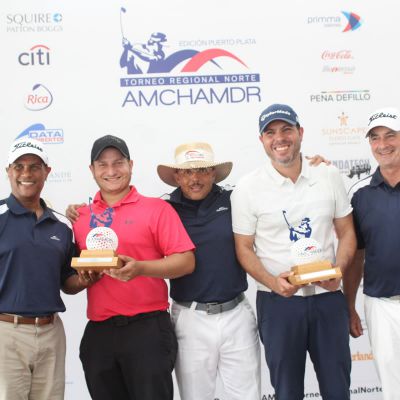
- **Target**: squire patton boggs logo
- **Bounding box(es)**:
[118,8,261,107]
[25,84,53,111]
[307,11,362,32]
[18,45,50,66]
[16,123,64,144]
[6,13,62,33]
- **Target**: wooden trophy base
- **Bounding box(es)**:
[71,250,123,271]
[288,260,342,285]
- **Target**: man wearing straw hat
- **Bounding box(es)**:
[157,142,261,400]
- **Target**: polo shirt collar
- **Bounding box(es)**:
[169,184,221,207]
[93,185,140,208]
[6,194,57,221]
[264,154,315,186]
[370,167,385,187]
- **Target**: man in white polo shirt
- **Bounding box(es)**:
[231,103,356,400]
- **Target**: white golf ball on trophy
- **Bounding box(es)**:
[71,227,122,270]
[86,227,119,251]
[288,237,341,285]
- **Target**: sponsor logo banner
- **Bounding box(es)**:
[24,84,53,111]
[16,123,64,144]
[118,7,262,108]
[5,13,63,33]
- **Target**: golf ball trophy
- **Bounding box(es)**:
[71,227,123,270]
[288,238,342,285]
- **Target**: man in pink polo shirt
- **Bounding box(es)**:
[72,135,195,400]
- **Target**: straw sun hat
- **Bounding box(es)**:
[157,142,233,187]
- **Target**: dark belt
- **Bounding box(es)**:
[98,310,163,327]
[0,313,54,326]
[175,293,245,315]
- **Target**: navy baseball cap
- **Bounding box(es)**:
[259,104,299,134]
[91,135,130,163]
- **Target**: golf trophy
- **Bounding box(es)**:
[288,238,342,285]
[71,227,123,271]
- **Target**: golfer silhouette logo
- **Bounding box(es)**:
[120,31,167,74]
[119,7,248,75]
[282,210,312,242]
[88,197,114,228]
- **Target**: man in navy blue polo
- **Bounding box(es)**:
[0,138,93,400]
[157,142,261,400]
[343,107,400,400]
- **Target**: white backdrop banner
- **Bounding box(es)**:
[1,0,396,398]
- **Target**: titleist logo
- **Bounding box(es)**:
[369,112,398,125]
[12,141,43,153]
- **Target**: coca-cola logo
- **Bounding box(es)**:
[321,50,353,60]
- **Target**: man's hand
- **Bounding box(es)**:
[77,269,103,288]
[271,272,299,297]
[104,254,141,282]
[349,308,363,338]
[315,277,342,291]
[305,155,331,166]
[66,203,86,224]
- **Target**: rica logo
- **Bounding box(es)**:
[18,44,50,66]
[25,84,53,111]
[119,7,247,75]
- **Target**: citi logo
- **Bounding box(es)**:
[18,44,50,66]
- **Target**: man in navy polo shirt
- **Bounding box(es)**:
[0,138,93,400]
[232,104,357,400]
[343,107,400,400]
[157,142,261,400]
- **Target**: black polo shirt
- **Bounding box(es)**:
[0,194,76,316]
[352,168,400,297]
[168,184,248,303]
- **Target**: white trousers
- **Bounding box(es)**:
[171,297,261,400]
[0,315,66,400]
[365,295,400,400]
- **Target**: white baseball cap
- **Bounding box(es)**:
[366,107,400,137]
[7,138,49,165]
